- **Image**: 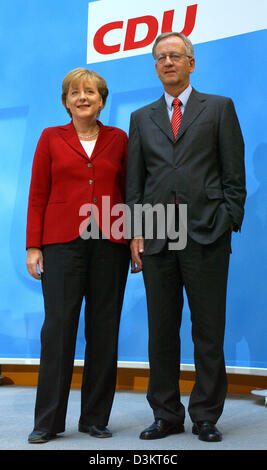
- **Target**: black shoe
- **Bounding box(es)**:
[139,418,184,440]
[28,430,56,444]
[78,423,112,438]
[192,421,222,442]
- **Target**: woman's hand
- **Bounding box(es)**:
[26,248,44,280]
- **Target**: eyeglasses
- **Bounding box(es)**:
[156,53,191,64]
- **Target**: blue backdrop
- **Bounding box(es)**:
[0,0,266,370]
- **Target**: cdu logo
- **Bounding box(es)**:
[87,0,198,63]
[87,0,267,64]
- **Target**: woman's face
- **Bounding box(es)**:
[66,78,103,122]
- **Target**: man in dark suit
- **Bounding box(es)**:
[126,33,246,442]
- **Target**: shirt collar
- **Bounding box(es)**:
[165,84,192,111]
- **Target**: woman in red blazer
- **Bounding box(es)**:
[26,68,130,443]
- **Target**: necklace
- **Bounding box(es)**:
[78,129,99,140]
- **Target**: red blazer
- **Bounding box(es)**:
[26,121,128,248]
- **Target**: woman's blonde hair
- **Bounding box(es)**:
[61,68,109,117]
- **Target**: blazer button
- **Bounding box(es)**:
[93,198,98,203]
[87,163,92,168]
[88,180,93,184]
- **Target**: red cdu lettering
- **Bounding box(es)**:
[161,10,175,33]
[124,15,158,51]
[93,21,123,54]
[161,4,198,36]
[93,5,198,56]
[180,4,198,36]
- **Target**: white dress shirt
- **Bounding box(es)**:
[165,84,192,120]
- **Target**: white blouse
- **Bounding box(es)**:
[80,139,97,158]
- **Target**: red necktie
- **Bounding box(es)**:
[171,98,182,139]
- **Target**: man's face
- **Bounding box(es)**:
[155,36,195,91]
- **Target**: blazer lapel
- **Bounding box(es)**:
[57,121,115,161]
[176,88,207,142]
[57,121,89,160]
[90,121,116,161]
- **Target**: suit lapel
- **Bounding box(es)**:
[149,90,207,144]
[176,88,207,142]
[149,96,174,142]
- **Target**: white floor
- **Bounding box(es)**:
[0,385,266,454]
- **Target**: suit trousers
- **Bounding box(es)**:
[33,236,130,434]
[142,229,231,425]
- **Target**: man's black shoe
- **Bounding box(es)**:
[139,418,184,440]
[79,423,112,438]
[28,430,57,443]
[192,421,222,442]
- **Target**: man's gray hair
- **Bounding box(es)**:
[152,32,194,60]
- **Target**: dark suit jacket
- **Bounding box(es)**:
[26,120,128,248]
[126,88,246,254]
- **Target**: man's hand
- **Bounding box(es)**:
[26,248,44,280]
[230,222,239,232]
[130,237,144,273]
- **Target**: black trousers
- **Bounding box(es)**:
[142,230,231,425]
[33,236,130,434]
